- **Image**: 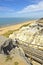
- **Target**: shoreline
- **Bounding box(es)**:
[0,19,35,28]
[0,20,36,35]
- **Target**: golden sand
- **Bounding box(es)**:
[0,20,35,35]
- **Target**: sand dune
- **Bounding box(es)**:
[0,20,35,35]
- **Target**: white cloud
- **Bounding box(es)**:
[17,1,43,13]
[0,1,43,18]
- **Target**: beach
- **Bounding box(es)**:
[0,20,35,35]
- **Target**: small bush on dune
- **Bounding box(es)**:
[6,55,13,61]
[14,61,19,65]
[3,30,14,37]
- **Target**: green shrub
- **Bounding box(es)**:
[14,61,19,65]
[3,30,14,37]
[3,23,30,37]
[6,55,13,61]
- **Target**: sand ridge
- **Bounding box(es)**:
[0,20,35,35]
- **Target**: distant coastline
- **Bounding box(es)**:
[0,20,36,35]
[0,17,38,27]
[0,17,40,35]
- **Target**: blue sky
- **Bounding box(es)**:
[0,0,43,18]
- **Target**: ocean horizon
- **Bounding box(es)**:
[0,17,39,27]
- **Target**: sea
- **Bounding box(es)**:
[0,17,37,27]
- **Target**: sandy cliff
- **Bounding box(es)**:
[9,18,43,50]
